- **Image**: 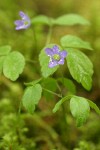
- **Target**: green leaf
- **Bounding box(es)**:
[88,100,100,115]
[54,14,90,26]
[0,45,11,56]
[42,77,57,100]
[39,44,59,78]
[60,35,93,50]
[31,15,54,25]
[22,84,42,114]
[81,74,92,91]
[53,95,72,113]
[3,51,25,81]
[70,96,90,127]
[66,49,93,90]
[58,78,76,94]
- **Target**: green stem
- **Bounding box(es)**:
[33,26,37,51]
[18,100,22,114]
[42,87,62,98]
[60,69,68,130]
[45,25,53,45]
[26,59,37,64]
[56,82,63,97]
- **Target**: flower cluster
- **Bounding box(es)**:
[14,11,30,30]
[45,45,67,68]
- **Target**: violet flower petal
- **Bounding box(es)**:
[52,45,59,53]
[15,24,25,30]
[60,50,67,58]
[45,45,67,68]
[14,11,31,30]
[45,48,53,56]
[14,20,24,26]
[19,11,30,22]
[58,58,64,65]
[19,11,26,18]
[49,60,58,68]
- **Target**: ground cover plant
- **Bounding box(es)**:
[0,0,100,149]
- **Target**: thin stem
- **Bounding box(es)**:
[56,82,63,97]
[33,26,38,51]
[18,100,22,114]
[26,59,37,64]
[45,25,53,45]
[42,87,62,98]
[60,70,65,94]
[60,68,68,130]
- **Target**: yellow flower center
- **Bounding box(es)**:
[53,54,60,60]
[24,21,29,25]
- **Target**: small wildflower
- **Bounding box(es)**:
[45,45,67,68]
[14,11,31,30]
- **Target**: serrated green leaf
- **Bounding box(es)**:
[3,51,25,81]
[70,96,90,127]
[88,100,100,115]
[60,35,93,50]
[53,95,72,113]
[39,44,59,78]
[54,14,90,26]
[58,78,76,94]
[66,49,93,90]
[31,15,54,25]
[22,84,42,114]
[0,45,11,56]
[81,74,92,91]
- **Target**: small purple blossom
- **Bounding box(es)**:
[14,11,31,30]
[45,45,67,68]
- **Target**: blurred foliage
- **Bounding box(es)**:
[0,0,100,149]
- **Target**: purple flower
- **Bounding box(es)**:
[45,45,67,68]
[14,11,31,30]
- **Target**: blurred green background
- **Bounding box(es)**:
[0,0,100,149]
